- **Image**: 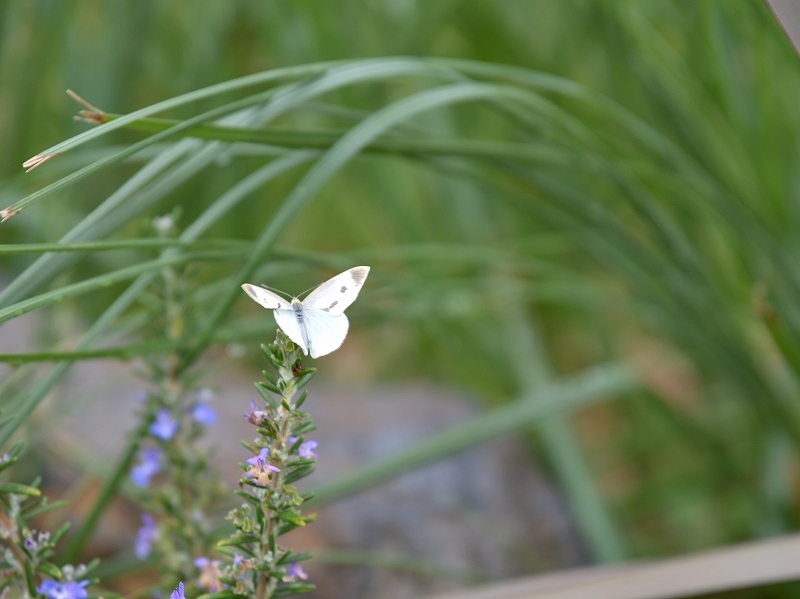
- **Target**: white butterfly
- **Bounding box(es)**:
[241,266,370,359]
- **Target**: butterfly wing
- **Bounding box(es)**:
[302,266,370,316]
[241,284,306,353]
[241,284,291,310]
[302,309,349,359]
[273,309,308,355]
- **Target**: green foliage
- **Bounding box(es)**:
[0,2,799,596]
[0,443,96,599]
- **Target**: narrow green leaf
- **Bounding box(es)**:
[283,466,315,485]
[0,483,41,496]
[195,591,243,599]
[37,563,62,579]
[294,369,316,390]
[254,382,279,410]
[257,379,281,395]
[294,390,309,408]
[23,500,68,519]
[272,584,315,598]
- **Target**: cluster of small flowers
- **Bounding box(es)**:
[131,388,217,489]
[30,558,93,599]
[38,579,89,599]
[0,443,96,599]
[240,402,319,488]
[131,387,218,561]
[131,389,222,592]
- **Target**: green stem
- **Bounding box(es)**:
[0,238,248,255]
[100,112,565,164]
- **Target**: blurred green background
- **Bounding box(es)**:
[3,0,800,596]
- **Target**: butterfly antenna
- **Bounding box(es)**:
[297,283,319,300]
[259,284,292,300]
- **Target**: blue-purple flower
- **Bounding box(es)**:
[131,448,162,487]
[135,513,158,559]
[192,403,217,426]
[38,580,90,599]
[243,399,269,426]
[150,409,179,440]
[195,557,223,592]
[283,562,308,582]
[289,437,318,459]
[245,447,279,486]
[298,440,318,459]
[170,582,185,599]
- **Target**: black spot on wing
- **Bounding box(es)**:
[351,269,367,285]
[340,286,348,293]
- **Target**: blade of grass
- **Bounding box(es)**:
[26,61,349,160]
[0,251,237,327]
[0,341,177,364]
[307,363,637,506]
[503,308,626,562]
[0,239,250,255]
[10,58,463,217]
[96,113,571,164]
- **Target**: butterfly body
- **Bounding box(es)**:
[242,266,369,359]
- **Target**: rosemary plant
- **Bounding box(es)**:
[0,443,98,599]
[129,215,226,594]
[214,330,318,599]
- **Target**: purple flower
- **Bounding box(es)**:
[192,403,217,426]
[246,447,270,467]
[299,440,318,459]
[288,437,318,459]
[283,562,308,582]
[170,582,185,599]
[150,409,179,440]
[245,448,279,486]
[195,557,223,592]
[243,399,269,426]
[38,581,60,597]
[135,513,158,559]
[231,553,253,578]
[38,580,90,599]
[131,448,162,487]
